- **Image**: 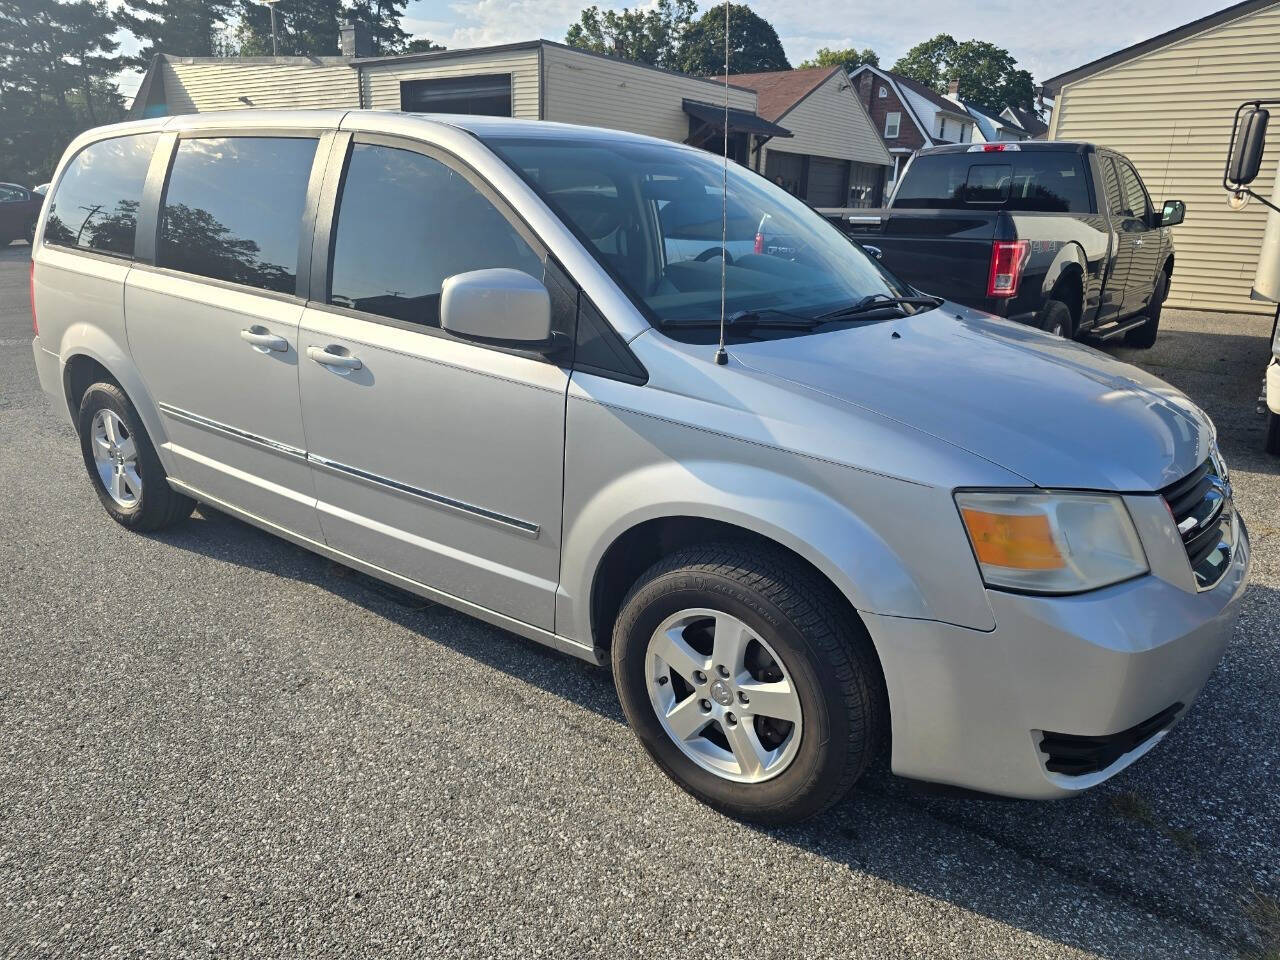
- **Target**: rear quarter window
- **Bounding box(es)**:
[894,151,1093,213]
[44,133,159,257]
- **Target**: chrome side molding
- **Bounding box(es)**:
[158,401,540,538]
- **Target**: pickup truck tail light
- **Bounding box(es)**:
[987,240,1030,298]
[29,259,37,336]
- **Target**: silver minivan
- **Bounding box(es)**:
[30,110,1249,823]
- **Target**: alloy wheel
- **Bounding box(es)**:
[90,409,142,508]
[645,608,803,783]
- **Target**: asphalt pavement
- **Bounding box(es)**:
[1,240,1277,959]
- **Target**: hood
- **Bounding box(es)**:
[730,305,1212,492]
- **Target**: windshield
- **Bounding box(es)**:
[484,135,910,335]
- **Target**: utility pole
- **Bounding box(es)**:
[264,0,280,56]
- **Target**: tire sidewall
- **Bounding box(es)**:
[1039,299,1073,339]
[77,383,163,529]
[613,567,851,819]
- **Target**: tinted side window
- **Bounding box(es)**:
[0,185,28,202]
[1101,156,1125,215]
[328,143,543,326]
[45,133,158,256]
[158,137,317,294]
[1118,161,1151,221]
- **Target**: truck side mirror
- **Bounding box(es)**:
[1160,200,1186,227]
[1228,108,1269,186]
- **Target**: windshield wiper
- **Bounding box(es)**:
[818,293,942,320]
[657,308,820,330]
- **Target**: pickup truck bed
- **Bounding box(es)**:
[825,142,1182,344]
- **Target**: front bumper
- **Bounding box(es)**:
[866,513,1250,799]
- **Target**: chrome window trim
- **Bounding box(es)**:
[157,402,539,538]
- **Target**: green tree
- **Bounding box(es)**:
[892,34,1035,113]
[347,0,409,54]
[0,0,126,184]
[404,37,446,54]
[117,0,236,66]
[676,2,789,76]
[233,0,342,56]
[798,46,878,71]
[565,0,695,68]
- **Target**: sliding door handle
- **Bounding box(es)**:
[240,327,288,352]
[307,344,362,371]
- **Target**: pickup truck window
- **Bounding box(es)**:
[894,152,1093,213]
[1117,161,1152,222]
[1101,157,1125,215]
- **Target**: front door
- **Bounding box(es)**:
[1115,158,1163,316]
[297,137,571,631]
[126,133,325,540]
[1095,155,1129,324]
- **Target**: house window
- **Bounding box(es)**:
[938,118,947,139]
[884,112,901,139]
[878,86,888,98]
[400,73,512,116]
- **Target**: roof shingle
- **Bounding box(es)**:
[719,66,841,122]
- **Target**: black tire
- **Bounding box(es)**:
[1123,271,1168,348]
[1038,299,1074,339]
[24,218,35,245]
[611,541,887,825]
[1266,410,1280,457]
[77,381,194,531]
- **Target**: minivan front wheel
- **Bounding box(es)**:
[77,382,194,530]
[612,542,886,824]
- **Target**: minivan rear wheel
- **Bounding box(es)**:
[611,541,886,824]
[77,382,194,530]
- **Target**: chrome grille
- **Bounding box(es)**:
[1161,453,1234,590]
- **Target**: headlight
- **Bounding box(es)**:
[956,491,1148,594]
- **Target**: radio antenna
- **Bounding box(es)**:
[714,0,730,366]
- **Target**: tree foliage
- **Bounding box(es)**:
[892,34,1034,113]
[677,2,790,75]
[117,0,236,66]
[798,46,878,71]
[232,0,427,56]
[0,0,126,184]
[565,0,695,67]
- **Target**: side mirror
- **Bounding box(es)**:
[1160,200,1186,227]
[440,268,552,348]
[1228,108,1269,186]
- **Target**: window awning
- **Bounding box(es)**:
[682,99,792,138]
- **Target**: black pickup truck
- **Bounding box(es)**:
[833,142,1186,346]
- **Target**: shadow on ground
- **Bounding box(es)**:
[152,501,1280,960]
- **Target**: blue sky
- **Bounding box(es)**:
[402,0,1228,81]
[116,0,1232,99]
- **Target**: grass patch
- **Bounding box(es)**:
[1108,791,1200,854]
[1244,890,1280,960]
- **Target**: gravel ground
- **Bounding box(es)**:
[1,240,1278,959]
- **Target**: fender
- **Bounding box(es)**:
[1039,241,1092,321]
[556,455,998,650]
[57,327,175,476]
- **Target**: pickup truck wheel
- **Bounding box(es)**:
[1123,272,1168,348]
[24,218,36,245]
[77,382,195,531]
[1266,411,1280,456]
[611,541,886,825]
[1038,300,1074,339]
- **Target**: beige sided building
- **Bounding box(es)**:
[1045,0,1280,314]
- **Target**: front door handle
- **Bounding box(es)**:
[240,326,288,352]
[307,344,363,371]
